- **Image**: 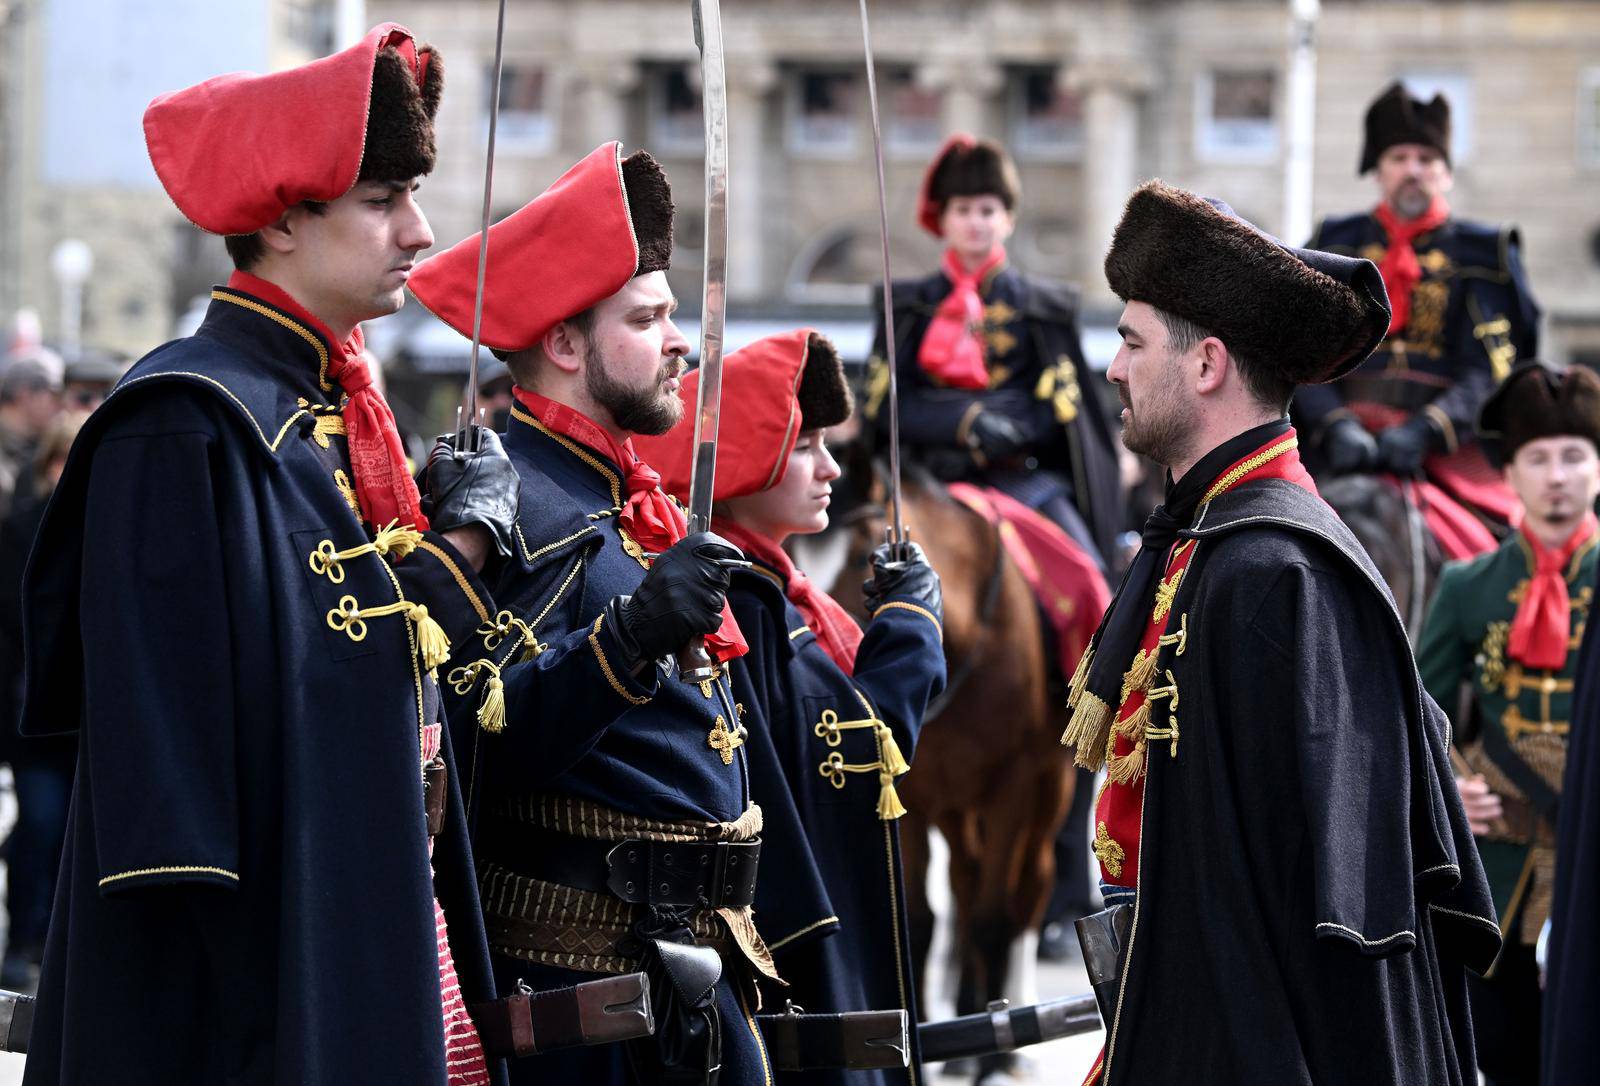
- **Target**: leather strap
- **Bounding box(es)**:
[423,758,448,839]
[469,972,653,1057]
[759,1009,909,1071]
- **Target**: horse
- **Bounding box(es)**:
[793,441,1077,1084]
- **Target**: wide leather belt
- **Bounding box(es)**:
[481,822,761,911]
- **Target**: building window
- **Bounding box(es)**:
[1195,68,1278,163]
[785,226,877,305]
[787,69,859,157]
[493,64,554,153]
[885,68,941,156]
[1010,66,1084,161]
[1400,71,1474,163]
[648,65,703,155]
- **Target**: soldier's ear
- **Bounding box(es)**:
[542,319,586,377]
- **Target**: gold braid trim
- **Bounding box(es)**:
[100,864,240,888]
[1201,436,1298,503]
[211,290,332,391]
[589,614,652,706]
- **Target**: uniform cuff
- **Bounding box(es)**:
[399,531,496,647]
[588,613,657,706]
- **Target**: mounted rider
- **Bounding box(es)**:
[1301,81,1541,558]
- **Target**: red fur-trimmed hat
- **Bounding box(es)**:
[916,133,1021,238]
[636,330,852,502]
[144,23,442,235]
[407,142,674,353]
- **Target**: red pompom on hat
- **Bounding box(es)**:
[408,142,674,354]
[144,23,441,235]
[916,133,1020,238]
[637,329,853,503]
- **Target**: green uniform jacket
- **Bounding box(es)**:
[1417,526,1599,942]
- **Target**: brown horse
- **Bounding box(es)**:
[793,445,1077,1082]
[1318,473,1446,636]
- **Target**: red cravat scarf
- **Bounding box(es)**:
[715,519,864,673]
[1508,514,1598,671]
[227,272,427,530]
[917,246,1007,390]
[513,388,747,662]
[1374,196,1451,336]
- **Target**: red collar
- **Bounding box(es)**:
[225,270,363,369]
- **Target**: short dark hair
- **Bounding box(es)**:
[1156,307,1294,413]
[499,305,599,387]
[222,200,328,271]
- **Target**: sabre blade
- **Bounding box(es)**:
[857,0,906,546]
[459,0,510,452]
[685,0,729,534]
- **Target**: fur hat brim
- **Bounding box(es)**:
[622,151,674,274]
[1478,362,1600,466]
[1359,80,1451,174]
[797,333,853,430]
[1104,181,1392,385]
[917,134,1020,237]
[359,45,442,182]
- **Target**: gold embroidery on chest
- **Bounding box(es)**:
[1478,621,1509,692]
[1359,243,1386,264]
[708,713,745,765]
[1419,249,1453,276]
[1152,567,1184,625]
[1093,821,1125,879]
[1407,280,1449,346]
[983,301,1018,360]
[333,469,360,516]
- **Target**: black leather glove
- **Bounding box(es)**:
[967,410,1027,463]
[863,540,943,621]
[427,426,519,558]
[1376,415,1439,477]
[610,531,744,666]
[1321,416,1380,475]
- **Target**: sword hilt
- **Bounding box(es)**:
[676,638,716,683]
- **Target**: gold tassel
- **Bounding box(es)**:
[1122,649,1158,702]
[1067,646,1093,708]
[1060,691,1112,769]
[374,520,424,560]
[878,725,911,776]
[478,673,507,733]
[877,769,908,820]
[1106,739,1147,784]
[1114,701,1152,742]
[408,604,452,671]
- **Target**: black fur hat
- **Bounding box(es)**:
[358,45,443,182]
[1478,362,1600,466]
[1104,181,1392,385]
[797,332,853,430]
[918,135,1020,235]
[622,151,675,274]
[1359,81,1450,174]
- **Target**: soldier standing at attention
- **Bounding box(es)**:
[408,142,775,1086]
[1302,83,1541,552]
[637,329,946,1085]
[20,25,520,1085]
[1417,362,1600,1086]
[1065,181,1499,1085]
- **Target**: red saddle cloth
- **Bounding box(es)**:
[1350,403,1515,561]
[947,483,1111,678]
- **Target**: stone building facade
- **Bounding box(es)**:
[4,0,1599,373]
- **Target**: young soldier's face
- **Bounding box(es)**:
[1506,435,1600,532]
[284,179,434,328]
[938,194,1015,265]
[1376,144,1453,220]
[721,430,841,542]
[580,272,691,436]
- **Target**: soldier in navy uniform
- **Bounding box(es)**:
[409,143,775,1085]
[637,329,946,1085]
[1302,83,1540,540]
[865,134,1121,566]
[20,26,518,1085]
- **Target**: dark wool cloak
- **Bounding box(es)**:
[1099,479,1500,1086]
[1543,587,1600,1085]
[18,294,504,1085]
[728,565,945,1086]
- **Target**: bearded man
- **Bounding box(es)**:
[1064,182,1499,1085]
[1301,82,1540,556]
[408,143,774,1086]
